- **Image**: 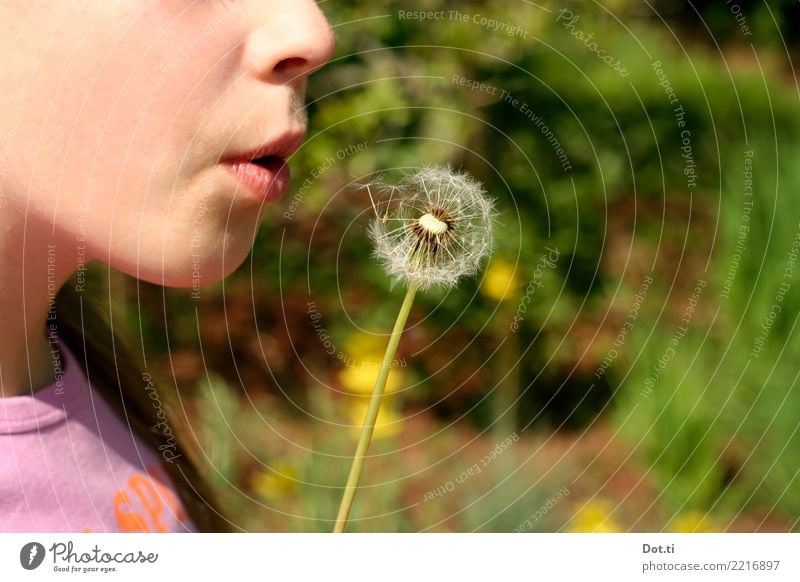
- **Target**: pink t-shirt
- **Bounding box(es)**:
[0,335,196,532]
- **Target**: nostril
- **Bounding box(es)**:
[274,57,307,75]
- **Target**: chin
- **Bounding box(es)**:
[116,239,255,289]
[106,201,265,288]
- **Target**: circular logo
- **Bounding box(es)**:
[19,542,46,570]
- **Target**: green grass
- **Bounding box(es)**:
[611,138,800,529]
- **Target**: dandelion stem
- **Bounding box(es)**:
[333,283,417,533]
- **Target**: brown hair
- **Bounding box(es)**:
[54,282,233,533]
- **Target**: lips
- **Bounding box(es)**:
[225,157,291,203]
[222,130,306,203]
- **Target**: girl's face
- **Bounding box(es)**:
[0,1,335,287]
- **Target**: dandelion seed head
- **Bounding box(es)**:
[365,165,495,290]
[417,212,449,236]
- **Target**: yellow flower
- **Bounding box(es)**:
[338,333,407,395]
[669,511,718,533]
[346,399,404,439]
[338,364,404,395]
[480,257,519,302]
[251,462,299,500]
[567,499,622,532]
[343,334,386,360]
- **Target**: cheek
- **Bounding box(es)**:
[24,5,245,285]
[5,9,218,217]
[107,186,267,288]
[1,2,252,287]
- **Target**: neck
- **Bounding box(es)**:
[0,208,77,397]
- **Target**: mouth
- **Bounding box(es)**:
[221,130,306,203]
[225,156,291,204]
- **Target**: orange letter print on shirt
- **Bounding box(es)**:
[112,464,189,532]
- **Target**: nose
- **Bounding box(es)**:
[244,1,336,84]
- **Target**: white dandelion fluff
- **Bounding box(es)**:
[335,165,495,532]
[366,165,495,291]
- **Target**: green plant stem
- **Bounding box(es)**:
[333,284,417,533]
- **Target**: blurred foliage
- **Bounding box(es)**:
[114,1,800,530]
[614,139,800,524]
